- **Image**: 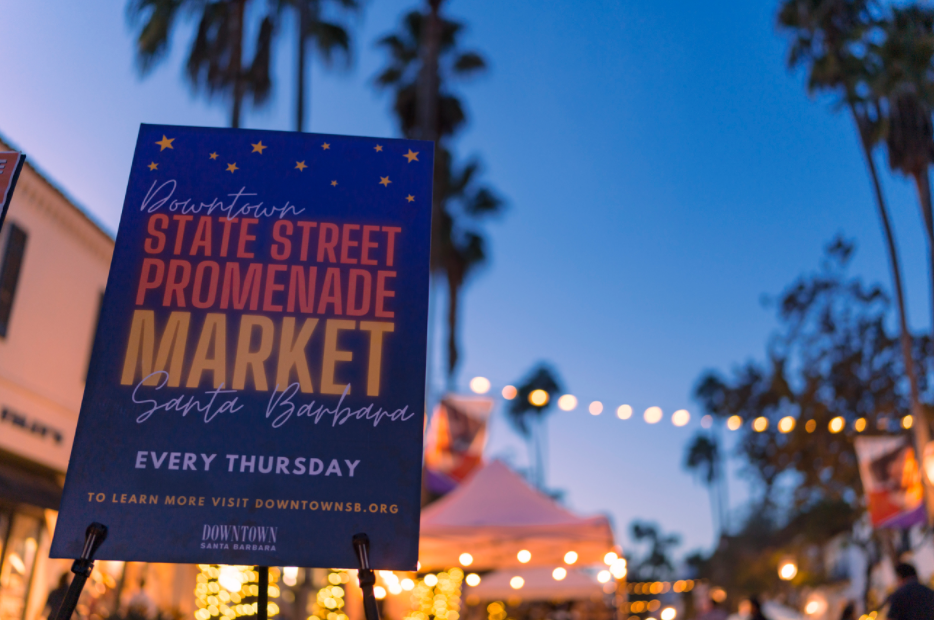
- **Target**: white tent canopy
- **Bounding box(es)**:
[466,567,606,602]
[419,460,616,571]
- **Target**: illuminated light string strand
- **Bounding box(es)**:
[469,377,916,435]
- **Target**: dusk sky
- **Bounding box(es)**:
[2,0,930,558]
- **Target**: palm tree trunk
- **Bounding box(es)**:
[417,0,442,143]
[230,0,246,128]
[446,270,462,387]
[913,169,934,365]
[296,2,308,132]
[850,106,933,516]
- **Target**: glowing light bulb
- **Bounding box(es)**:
[558,395,577,411]
[661,608,677,620]
[423,574,438,587]
[778,560,797,581]
[470,377,491,394]
[465,573,481,587]
[589,401,603,415]
[829,416,845,433]
[778,416,795,433]
[644,407,663,424]
[617,405,633,420]
[509,577,524,589]
[529,389,549,407]
[552,568,567,581]
[597,571,611,583]
[855,418,867,432]
[563,551,578,564]
[603,552,618,565]
[459,553,473,566]
[753,417,768,432]
[903,415,914,429]
[374,586,386,600]
[672,409,690,427]
[727,415,742,431]
[517,550,531,563]
[502,385,517,400]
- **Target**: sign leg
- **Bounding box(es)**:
[352,533,381,620]
[54,523,108,620]
[257,566,269,620]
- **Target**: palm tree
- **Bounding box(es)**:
[871,7,934,348]
[286,0,359,132]
[374,6,500,383]
[684,433,724,540]
[127,0,275,128]
[507,364,562,489]
[778,0,932,494]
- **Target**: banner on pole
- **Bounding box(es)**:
[0,152,26,233]
[424,395,493,495]
[854,435,926,529]
[51,125,433,569]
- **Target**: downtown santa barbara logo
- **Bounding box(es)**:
[202,524,278,551]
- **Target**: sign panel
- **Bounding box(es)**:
[51,124,433,569]
[424,395,492,495]
[0,152,26,233]
[855,435,926,529]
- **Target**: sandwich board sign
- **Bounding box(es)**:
[50,124,433,570]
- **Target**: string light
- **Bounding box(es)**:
[552,568,567,581]
[465,573,481,587]
[855,418,867,432]
[529,389,549,407]
[404,569,463,620]
[563,551,578,564]
[558,395,578,411]
[727,415,742,431]
[597,571,612,584]
[194,565,278,620]
[829,417,845,433]
[502,385,517,400]
[617,405,633,419]
[517,550,532,563]
[459,553,474,567]
[644,407,663,424]
[778,416,795,433]
[903,415,914,430]
[589,401,603,415]
[805,420,816,433]
[672,410,690,427]
[509,577,524,590]
[469,377,491,394]
[753,417,768,432]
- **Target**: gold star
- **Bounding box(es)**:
[374,144,383,152]
[251,141,267,154]
[406,195,415,203]
[156,135,174,151]
[295,161,307,171]
[227,163,238,173]
[331,180,338,186]
[209,152,218,160]
[403,149,419,163]
[379,176,392,186]
[322,143,330,150]
[148,162,158,171]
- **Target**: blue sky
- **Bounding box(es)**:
[2,0,931,558]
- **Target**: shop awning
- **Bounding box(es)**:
[465,566,606,602]
[419,460,615,571]
[0,456,62,510]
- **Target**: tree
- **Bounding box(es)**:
[871,6,934,354]
[628,521,681,582]
[507,364,562,488]
[374,5,503,383]
[127,0,275,128]
[285,0,359,132]
[778,1,932,504]
[684,433,725,539]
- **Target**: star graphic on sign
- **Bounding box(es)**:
[148,162,158,171]
[331,180,338,187]
[406,195,415,203]
[156,135,174,151]
[379,176,392,186]
[227,163,238,173]
[322,143,330,150]
[403,149,419,163]
[295,161,307,171]
[209,152,218,160]
[251,141,267,154]
[374,144,383,152]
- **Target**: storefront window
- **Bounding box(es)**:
[0,512,41,620]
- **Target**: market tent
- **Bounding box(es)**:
[419,460,616,570]
[466,567,606,602]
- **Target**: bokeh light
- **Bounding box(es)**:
[597,570,611,583]
[661,608,677,620]
[903,415,914,429]
[753,417,768,432]
[672,409,690,427]
[603,551,618,565]
[589,401,603,415]
[805,419,816,433]
[564,551,578,564]
[727,415,742,431]
[423,574,438,587]
[617,405,633,419]
[701,414,713,428]
[529,389,549,407]
[517,550,531,563]
[469,377,491,394]
[829,416,845,433]
[509,577,524,590]
[502,385,517,400]
[855,418,867,432]
[552,567,567,581]
[465,573,481,587]
[459,553,473,566]
[374,586,386,600]
[558,395,577,411]
[644,407,663,424]
[778,416,795,433]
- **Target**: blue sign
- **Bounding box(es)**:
[50,124,432,569]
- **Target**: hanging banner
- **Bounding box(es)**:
[855,435,926,529]
[0,152,26,234]
[50,124,433,569]
[424,395,493,495]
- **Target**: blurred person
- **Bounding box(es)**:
[128,579,157,619]
[748,597,769,620]
[44,572,70,619]
[840,602,856,620]
[887,563,934,620]
[695,596,729,620]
